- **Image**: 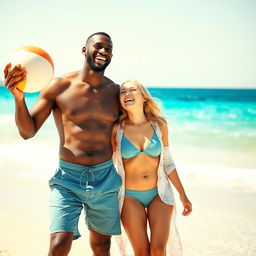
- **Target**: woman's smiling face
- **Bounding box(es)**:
[120,82,145,110]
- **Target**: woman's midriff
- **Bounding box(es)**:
[122,154,160,190]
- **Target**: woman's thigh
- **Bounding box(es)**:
[121,195,150,255]
[147,196,173,247]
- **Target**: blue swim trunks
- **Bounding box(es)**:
[49,159,122,239]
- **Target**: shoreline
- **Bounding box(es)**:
[1,114,255,170]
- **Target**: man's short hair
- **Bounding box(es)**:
[86,32,112,45]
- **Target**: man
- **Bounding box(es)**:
[4,32,121,256]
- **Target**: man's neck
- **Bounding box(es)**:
[81,62,105,86]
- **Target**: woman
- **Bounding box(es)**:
[112,80,192,256]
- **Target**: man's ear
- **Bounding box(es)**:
[82,46,87,56]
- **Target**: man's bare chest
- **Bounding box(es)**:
[56,86,119,122]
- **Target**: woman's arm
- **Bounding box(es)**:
[160,121,192,216]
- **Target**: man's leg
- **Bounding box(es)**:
[89,229,111,256]
[48,232,73,256]
[85,162,121,255]
[86,162,122,255]
[49,161,87,256]
[48,184,83,256]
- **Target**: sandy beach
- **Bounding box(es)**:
[1,118,256,256]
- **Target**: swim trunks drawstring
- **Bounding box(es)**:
[80,167,96,190]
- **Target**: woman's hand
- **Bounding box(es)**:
[180,194,192,216]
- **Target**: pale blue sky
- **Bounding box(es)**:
[1,0,255,88]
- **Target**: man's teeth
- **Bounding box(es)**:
[96,57,106,61]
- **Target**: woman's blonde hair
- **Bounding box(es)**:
[119,80,166,126]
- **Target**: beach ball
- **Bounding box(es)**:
[9,46,54,93]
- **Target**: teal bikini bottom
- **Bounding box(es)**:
[125,187,158,207]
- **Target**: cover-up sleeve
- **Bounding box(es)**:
[163,146,176,175]
[112,151,117,163]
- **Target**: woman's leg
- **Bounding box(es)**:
[121,195,150,256]
[147,196,173,256]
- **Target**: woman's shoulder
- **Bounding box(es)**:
[112,121,124,138]
[112,122,120,135]
[152,119,169,139]
[153,119,168,130]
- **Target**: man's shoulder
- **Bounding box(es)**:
[104,76,120,91]
[111,82,120,96]
[47,76,71,89]
[63,71,80,80]
[111,82,120,92]
[103,76,117,85]
[40,75,73,98]
[50,71,80,87]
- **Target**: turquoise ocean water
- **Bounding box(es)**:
[148,88,256,151]
[1,86,256,154]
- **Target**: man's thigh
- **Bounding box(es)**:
[50,185,83,239]
[85,165,122,236]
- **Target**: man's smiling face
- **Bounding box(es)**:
[84,34,113,72]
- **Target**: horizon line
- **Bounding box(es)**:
[0,84,256,90]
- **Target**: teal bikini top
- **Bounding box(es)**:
[121,127,161,159]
